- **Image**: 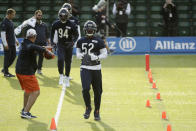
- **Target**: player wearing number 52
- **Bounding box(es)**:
[76,20,107,120]
[51,8,79,86]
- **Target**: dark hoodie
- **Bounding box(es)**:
[16,39,46,75]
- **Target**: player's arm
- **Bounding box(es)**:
[76,40,84,59]
[1,31,8,50]
[27,44,46,53]
[90,39,107,61]
[1,22,9,50]
[90,48,107,61]
[72,24,79,43]
[50,23,58,45]
[45,24,51,46]
[15,17,36,35]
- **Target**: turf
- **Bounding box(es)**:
[0,55,196,131]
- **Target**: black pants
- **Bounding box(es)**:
[57,46,73,76]
[3,46,16,74]
[164,23,177,36]
[80,68,102,111]
[116,23,128,37]
[36,43,46,70]
[37,52,44,70]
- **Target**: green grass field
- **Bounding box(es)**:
[0,55,196,131]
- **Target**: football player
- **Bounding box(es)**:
[51,8,78,86]
[62,3,81,44]
[76,20,107,120]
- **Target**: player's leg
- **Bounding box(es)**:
[37,52,44,74]
[3,47,14,77]
[18,75,40,119]
[116,23,121,37]
[122,23,128,37]
[57,46,65,85]
[8,46,16,68]
[24,92,30,110]
[24,90,40,113]
[80,68,92,119]
[91,70,102,120]
[5,46,16,77]
[64,47,73,87]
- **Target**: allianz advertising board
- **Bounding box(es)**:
[150,37,196,53]
[1,37,196,54]
[106,37,150,54]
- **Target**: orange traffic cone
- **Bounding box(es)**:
[148,69,152,77]
[152,82,157,89]
[146,99,151,107]
[162,111,167,119]
[167,124,171,131]
[156,93,161,100]
[50,117,57,131]
[149,76,153,83]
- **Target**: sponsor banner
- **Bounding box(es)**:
[1,37,196,55]
[150,37,196,53]
[106,37,150,54]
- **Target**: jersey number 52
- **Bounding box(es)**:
[82,43,94,55]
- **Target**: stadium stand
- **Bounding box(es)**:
[0,0,195,36]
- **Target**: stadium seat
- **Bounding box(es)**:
[151,6,161,12]
[0,0,9,3]
[136,28,148,36]
[25,6,38,12]
[40,6,51,12]
[151,28,163,36]
[11,0,23,4]
[12,6,23,12]
[80,14,92,21]
[178,28,190,36]
[81,6,92,13]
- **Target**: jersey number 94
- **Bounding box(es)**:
[58,28,69,38]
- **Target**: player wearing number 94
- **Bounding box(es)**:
[76,20,107,121]
[51,8,78,86]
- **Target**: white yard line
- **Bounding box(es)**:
[55,83,66,126]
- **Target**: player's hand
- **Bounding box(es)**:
[77,52,84,59]
[16,41,19,46]
[4,45,9,51]
[90,54,99,61]
[111,24,115,29]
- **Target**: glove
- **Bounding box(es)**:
[82,54,91,65]
[77,52,84,59]
[90,54,99,61]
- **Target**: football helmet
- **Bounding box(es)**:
[62,3,72,14]
[58,8,71,23]
[83,20,97,36]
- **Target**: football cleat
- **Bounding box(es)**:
[59,75,64,85]
[64,76,70,87]
[37,69,43,75]
[84,107,92,119]
[94,110,101,121]
[21,111,37,119]
[4,73,15,77]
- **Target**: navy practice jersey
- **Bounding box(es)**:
[51,20,78,47]
[77,36,105,66]
[0,18,15,46]
[69,16,79,26]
